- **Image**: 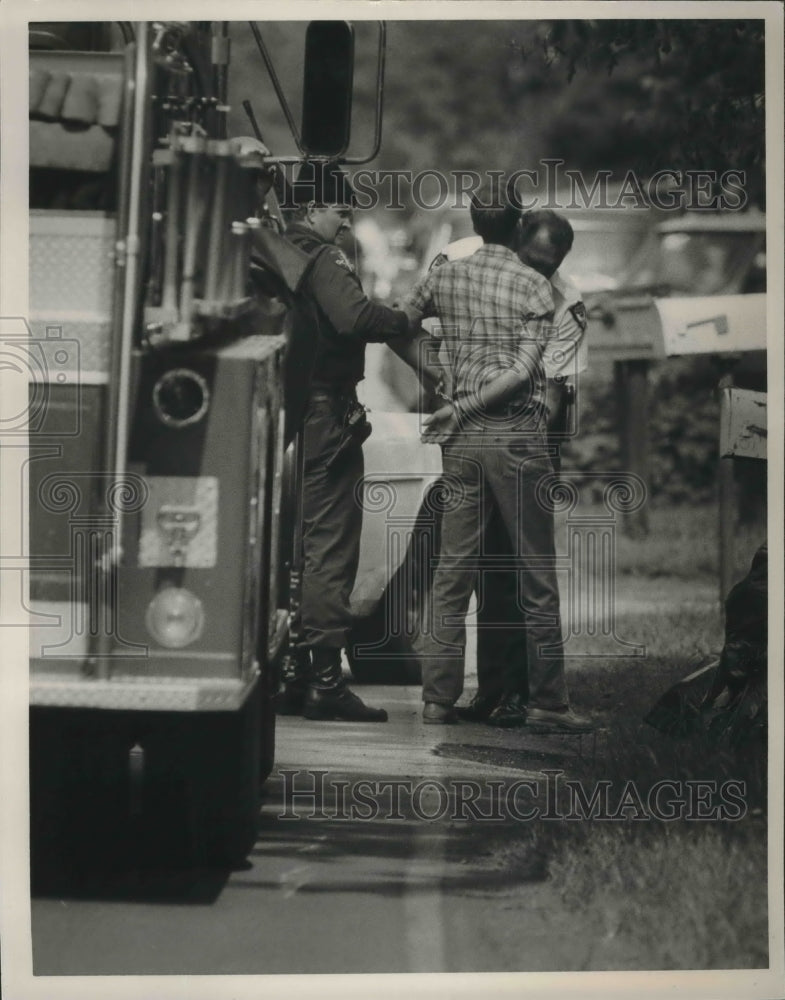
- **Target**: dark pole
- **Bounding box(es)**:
[717,371,736,610]
[615,359,651,537]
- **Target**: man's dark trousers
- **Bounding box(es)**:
[418,418,568,709]
[296,388,364,649]
[475,425,565,704]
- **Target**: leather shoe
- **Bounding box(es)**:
[526,705,593,733]
[422,702,456,725]
[304,685,388,722]
[487,692,528,728]
[456,691,500,722]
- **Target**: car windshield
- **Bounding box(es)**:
[561,225,651,293]
[621,230,766,296]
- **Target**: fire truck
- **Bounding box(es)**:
[25,19,402,877]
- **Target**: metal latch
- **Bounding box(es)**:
[157,505,201,566]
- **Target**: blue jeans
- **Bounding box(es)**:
[418,421,568,710]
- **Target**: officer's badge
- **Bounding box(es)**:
[569,300,588,331]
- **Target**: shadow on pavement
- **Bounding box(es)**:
[31,859,233,904]
[236,770,551,899]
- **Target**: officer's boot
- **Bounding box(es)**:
[273,648,310,716]
[304,648,388,722]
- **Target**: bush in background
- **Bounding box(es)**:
[564,355,766,513]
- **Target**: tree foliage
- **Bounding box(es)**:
[530,20,765,204]
[228,18,766,206]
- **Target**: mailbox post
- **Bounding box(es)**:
[586,293,663,537]
[718,379,768,606]
[655,293,767,608]
[613,358,651,537]
[717,370,738,605]
[588,289,766,552]
[585,210,766,589]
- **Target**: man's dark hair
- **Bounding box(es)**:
[469,177,521,246]
[518,209,574,269]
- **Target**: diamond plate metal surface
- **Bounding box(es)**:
[29,319,110,375]
[29,211,116,314]
[29,671,255,711]
[29,212,115,381]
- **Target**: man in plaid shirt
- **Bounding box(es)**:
[403,184,591,730]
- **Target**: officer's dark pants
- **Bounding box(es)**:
[298,390,363,650]
[418,420,568,710]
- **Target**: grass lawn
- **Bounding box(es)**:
[510,503,769,969]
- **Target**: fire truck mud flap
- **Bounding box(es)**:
[30,682,266,887]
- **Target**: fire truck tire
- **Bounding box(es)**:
[176,685,265,868]
[259,665,277,785]
[30,690,266,883]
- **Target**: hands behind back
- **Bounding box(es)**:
[421,402,459,444]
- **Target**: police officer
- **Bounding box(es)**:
[278,161,412,722]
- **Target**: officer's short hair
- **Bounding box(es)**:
[469,177,521,245]
[518,209,574,266]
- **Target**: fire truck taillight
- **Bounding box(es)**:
[153,369,210,427]
[145,587,205,648]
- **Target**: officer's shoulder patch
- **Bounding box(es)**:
[331,248,355,273]
[569,300,588,331]
[429,252,448,272]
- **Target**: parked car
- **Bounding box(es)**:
[616,209,766,296]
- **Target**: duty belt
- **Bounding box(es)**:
[309,383,358,403]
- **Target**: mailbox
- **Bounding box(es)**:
[655,294,766,357]
[719,387,767,461]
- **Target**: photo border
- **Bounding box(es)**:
[2,2,782,998]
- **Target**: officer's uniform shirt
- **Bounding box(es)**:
[286,221,409,386]
[545,270,588,382]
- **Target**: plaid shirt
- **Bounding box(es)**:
[405,244,555,409]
